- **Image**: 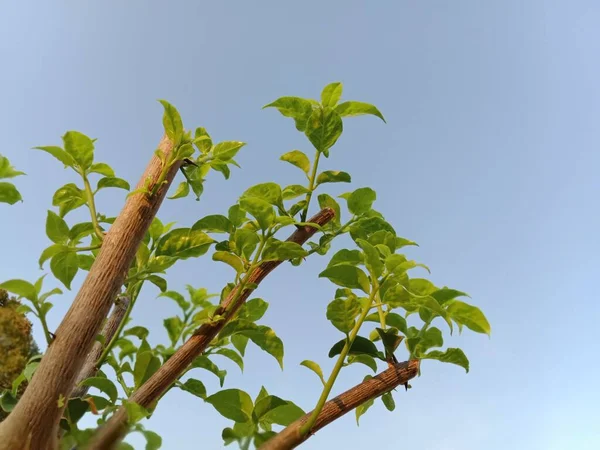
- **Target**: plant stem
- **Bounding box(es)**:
[82,173,104,241]
[74,245,102,252]
[32,303,53,346]
[240,436,252,450]
[299,283,380,436]
[300,150,322,222]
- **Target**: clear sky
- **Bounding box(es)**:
[1,1,599,449]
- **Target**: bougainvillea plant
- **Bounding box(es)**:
[0,82,490,450]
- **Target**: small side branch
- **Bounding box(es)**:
[86,208,336,449]
[260,360,420,450]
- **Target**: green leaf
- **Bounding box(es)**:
[409,278,437,296]
[239,198,274,231]
[381,392,395,411]
[319,265,370,294]
[326,297,361,334]
[168,181,189,199]
[231,334,249,356]
[327,249,363,268]
[280,150,311,175]
[63,131,95,170]
[194,127,212,153]
[146,274,167,292]
[205,389,254,423]
[446,301,491,335]
[181,164,206,200]
[261,240,308,262]
[213,251,245,274]
[124,401,150,424]
[69,222,95,242]
[254,432,277,447]
[300,360,325,385]
[33,145,75,168]
[155,228,214,259]
[215,348,244,372]
[321,82,343,107]
[318,193,341,227]
[164,316,184,346]
[376,328,404,356]
[282,184,310,200]
[347,354,378,372]
[97,177,130,191]
[221,321,284,369]
[347,187,377,216]
[78,254,95,271]
[234,228,260,259]
[0,155,24,179]
[1,392,17,413]
[192,215,234,233]
[46,211,70,244]
[213,141,246,160]
[159,100,184,145]
[305,107,343,155]
[147,256,177,273]
[179,378,207,399]
[316,170,351,185]
[238,298,269,322]
[50,251,79,289]
[88,162,115,177]
[124,326,150,341]
[385,312,408,335]
[78,377,118,403]
[263,96,314,131]
[242,182,283,207]
[254,395,288,420]
[335,101,386,122]
[228,204,246,228]
[431,287,469,305]
[0,182,22,204]
[133,351,161,388]
[261,402,305,426]
[191,356,227,386]
[328,336,380,359]
[52,183,86,217]
[423,348,470,373]
[356,239,384,278]
[0,279,36,301]
[141,430,162,450]
[355,397,374,425]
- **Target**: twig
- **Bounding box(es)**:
[260,360,420,450]
[86,208,336,449]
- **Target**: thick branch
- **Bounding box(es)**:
[87,208,336,449]
[260,360,420,450]
[71,295,130,399]
[0,135,180,450]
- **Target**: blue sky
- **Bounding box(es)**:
[1,1,599,449]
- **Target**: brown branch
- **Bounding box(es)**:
[71,295,130,399]
[260,360,420,450]
[0,135,180,450]
[87,208,336,450]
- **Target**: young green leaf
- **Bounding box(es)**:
[242,183,283,207]
[280,150,311,175]
[62,131,95,170]
[214,348,244,372]
[260,402,304,426]
[239,198,274,231]
[321,82,343,107]
[263,97,314,131]
[299,360,325,385]
[45,211,70,244]
[335,101,386,122]
[327,249,363,268]
[431,287,469,305]
[50,251,79,289]
[253,395,289,420]
[282,184,310,200]
[347,354,378,373]
[228,204,246,228]
[319,265,371,294]
[220,321,284,369]
[213,141,246,160]
[155,228,214,259]
[318,193,341,227]
[315,170,351,185]
[0,279,37,301]
[168,181,190,199]
[0,182,22,205]
[355,397,374,425]
[326,297,361,334]
[194,127,212,153]
[124,401,150,424]
[158,100,184,146]
[33,145,75,168]
[305,107,343,156]
[78,377,118,403]
[423,348,470,373]
[213,251,245,274]
[164,316,184,346]
[97,177,130,191]
[205,389,254,423]
[347,187,377,216]
[52,183,86,217]
[179,378,207,399]
[356,239,384,278]
[381,392,395,411]
[446,301,491,336]
[88,162,115,177]
[234,228,260,260]
[261,241,308,262]
[192,215,234,233]
[134,351,161,388]
[238,298,269,322]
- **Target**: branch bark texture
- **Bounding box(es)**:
[260,360,420,450]
[87,208,336,449]
[0,136,180,450]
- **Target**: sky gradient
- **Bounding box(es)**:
[1,1,599,449]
